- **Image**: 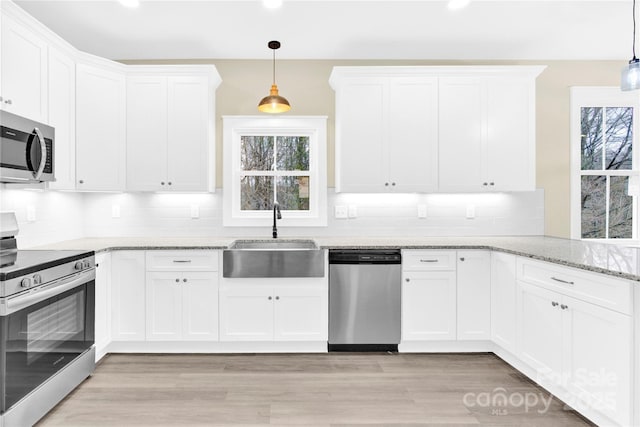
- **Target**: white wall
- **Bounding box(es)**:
[0,188,85,248]
[80,189,544,238]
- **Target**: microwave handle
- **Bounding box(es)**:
[33,127,47,180]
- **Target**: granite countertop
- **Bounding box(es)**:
[29,235,640,282]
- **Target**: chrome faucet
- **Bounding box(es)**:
[272,201,282,238]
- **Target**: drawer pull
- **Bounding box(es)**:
[173,260,192,263]
[551,277,574,285]
[420,259,438,263]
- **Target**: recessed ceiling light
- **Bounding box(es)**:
[448,0,470,10]
[263,0,283,9]
[118,0,140,8]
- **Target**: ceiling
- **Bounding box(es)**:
[13,0,632,61]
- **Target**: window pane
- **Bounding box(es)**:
[609,176,633,238]
[581,175,606,238]
[276,176,310,211]
[276,136,309,171]
[240,176,273,210]
[605,107,633,170]
[581,107,603,170]
[241,136,274,171]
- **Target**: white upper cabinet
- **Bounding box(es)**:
[76,62,126,191]
[126,68,220,192]
[0,12,48,122]
[46,47,76,190]
[330,70,439,193]
[330,66,544,193]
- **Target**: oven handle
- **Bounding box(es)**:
[1,270,95,316]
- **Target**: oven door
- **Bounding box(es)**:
[0,278,94,412]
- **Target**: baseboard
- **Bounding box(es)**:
[107,340,328,353]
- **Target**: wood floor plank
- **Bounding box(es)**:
[36,353,595,426]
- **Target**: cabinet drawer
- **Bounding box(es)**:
[402,250,456,271]
[516,257,632,315]
[146,250,219,271]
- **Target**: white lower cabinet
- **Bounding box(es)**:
[94,252,111,361]
[490,251,518,353]
[516,258,633,427]
[146,271,219,341]
[110,251,146,341]
[456,250,491,340]
[219,280,328,342]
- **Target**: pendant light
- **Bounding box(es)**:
[258,40,291,113]
[622,0,640,91]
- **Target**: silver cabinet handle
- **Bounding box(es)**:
[173,260,192,263]
[420,259,438,263]
[561,304,568,310]
[33,127,47,180]
[551,301,559,307]
[551,277,574,285]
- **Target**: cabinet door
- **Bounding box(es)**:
[94,252,111,361]
[126,76,168,191]
[438,77,486,192]
[490,252,518,353]
[167,76,209,192]
[388,77,439,192]
[335,78,387,192]
[273,284,328,341]
[219,285,274,341]
[146,272,182,341]
[0,14,47,121]
[47,48,75,190]
[564,296,632,427]
[76,63,126,191]
[457,250,491,340]
[486,78,534,191]
[517,281,563,380]
[111,251,146,341]
[182,272,219,341]
[402,271,457,341]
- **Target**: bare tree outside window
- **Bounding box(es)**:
[580,107,634,239]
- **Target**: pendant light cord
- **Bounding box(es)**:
[272,48,276,85]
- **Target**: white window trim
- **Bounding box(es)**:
[570,87,640,241]
[222,115,328,227]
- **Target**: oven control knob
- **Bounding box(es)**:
[21,278,33,288]
[74,261,84,271]
[83,260,91,269]
[33,274,42,285]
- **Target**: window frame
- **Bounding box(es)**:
[570,87,640,241]
[222,116,328,227]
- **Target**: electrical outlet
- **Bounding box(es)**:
[26,206,36,222]
[348,205,358,218]
[417,204,427,218]
[466,204,476,219]
[335,205,348,219]
[190,205,200,219]
[111,205,121,219]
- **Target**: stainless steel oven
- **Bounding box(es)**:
[0,110,54,183]
[0,213,95,427]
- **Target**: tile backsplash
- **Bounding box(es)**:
[1,188,543,247]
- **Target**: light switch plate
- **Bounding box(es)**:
[335,205,348,219]
[190,205,200,219]
[111,205,121,219]
[348,205,358,218]
[466,204,476,219]
[417,204,427,218]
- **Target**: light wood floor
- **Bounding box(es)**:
[37,353,595,426]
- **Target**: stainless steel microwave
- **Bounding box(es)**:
[0,111,54,183]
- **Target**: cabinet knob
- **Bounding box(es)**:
[483,182,488,186]
[551,301,559,307]
[4,99,12,105]
[268,296,272,300]
[405,278,410,282]
[275,296,280,300]
[459,257,465,261]
[183,278,187,282]
[79,180,84,184]
[161,182,165,185]
[385,182,389,186]
[391,182,396,186]
[561,304,568,310]
[489,182,495,186]
[168,182,172,186]
[175,278,180,283]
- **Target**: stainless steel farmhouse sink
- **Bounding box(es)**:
[223,239,325,278]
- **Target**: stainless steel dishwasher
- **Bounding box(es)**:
[328,249,401,351]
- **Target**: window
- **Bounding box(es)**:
[223,116,327,227]
[571,88,639,240]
